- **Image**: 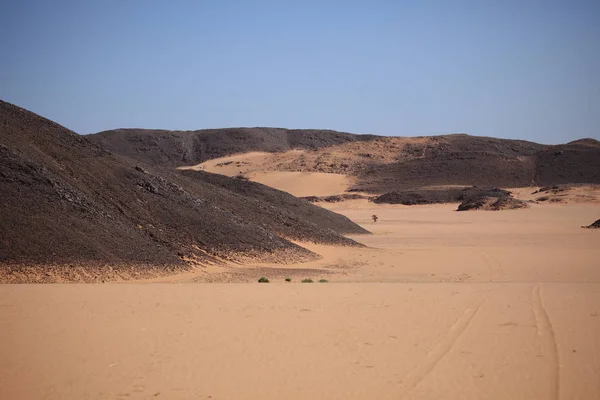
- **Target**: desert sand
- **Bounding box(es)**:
[180,151,354,197]
[1,200,599,399]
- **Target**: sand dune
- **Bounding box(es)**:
[181,151,354,196]
[248,171,353,197]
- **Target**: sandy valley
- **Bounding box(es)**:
[2,200,599,400]
[3,3,600,398]
[2,102,600,399]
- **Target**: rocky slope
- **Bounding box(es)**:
[0,101,368,282]
[90,129,600,193]
[90,127,379,167]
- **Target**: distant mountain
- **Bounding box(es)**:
[0,101,367,282]
[90,128,600,192]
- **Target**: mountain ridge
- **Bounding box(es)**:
[89,128,600,192]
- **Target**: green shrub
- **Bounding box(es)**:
[285,277,292,282]
[318,279,329,283]
[258,277,269,283]
[301,278,313,283]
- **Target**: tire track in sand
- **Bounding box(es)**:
[532,285,560,400]
[476,248,505,282]
[397,297,485,396]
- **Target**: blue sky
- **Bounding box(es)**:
[1,1,598,143]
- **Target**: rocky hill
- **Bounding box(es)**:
[90,127,379,167]
[0,101,368,282]
[90,129,600,193]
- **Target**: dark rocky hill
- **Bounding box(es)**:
[534,140,600,186]
[89,127,379,167]
[355,135,544,191]
[0,100,368,282]
[352,135,600,192]
[582,219,600,229]
[90,129,600,193]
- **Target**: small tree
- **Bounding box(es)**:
[372,214,378,223]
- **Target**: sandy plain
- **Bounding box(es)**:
[2,198,599,399]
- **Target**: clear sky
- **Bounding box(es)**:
[1,1,598,143]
